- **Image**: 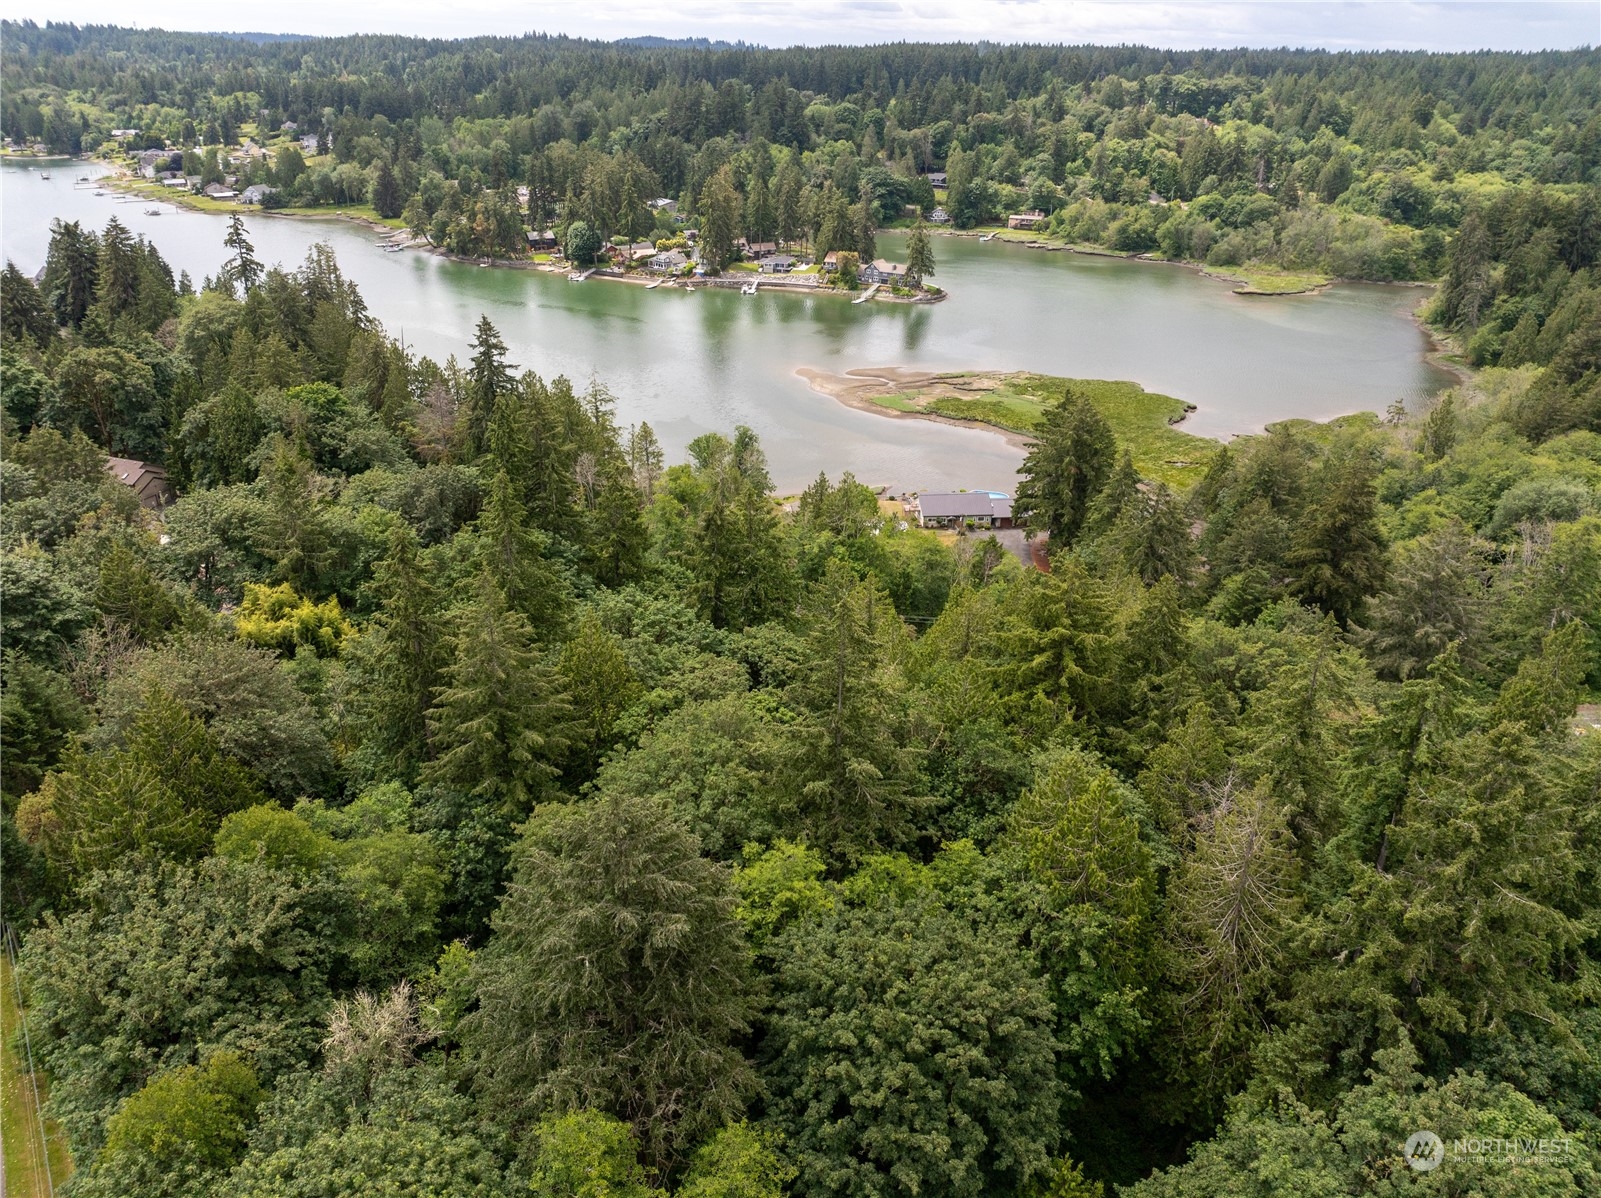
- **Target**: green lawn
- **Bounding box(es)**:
[2,949,72,1194]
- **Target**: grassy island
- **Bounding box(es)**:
[797,367,1220,486]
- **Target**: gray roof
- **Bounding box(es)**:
[918,492,1003,519]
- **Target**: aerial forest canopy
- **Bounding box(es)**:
[1,23,1601,1198]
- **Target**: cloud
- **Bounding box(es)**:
[12,0,1597,51]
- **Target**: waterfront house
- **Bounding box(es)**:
[240,184,276,205]
[649,249,689,272]
[760,254,797,274]
[925,171,948,188]
[860,258,908,285]
[910,492,1013,530]
[822,251,841,270]
[106,457,176,509]
[611,241,656,266]
[526,229,558,250]
[929,206,952,224]
[203,183,238,200]
[1007,210,1046,230]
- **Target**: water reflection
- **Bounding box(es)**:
[1,159,1453,493]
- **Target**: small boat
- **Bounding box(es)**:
[40,170,51,180]
[741,280,758,295]
[383,243,404,252]
[143,207,161,215]
[93,189,106,196]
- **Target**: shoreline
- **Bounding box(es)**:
[796,367,1225,490]
[919,224,1444,299]
[101,163,943,305]
[796,367,1035,452]
[94,157,1465,384]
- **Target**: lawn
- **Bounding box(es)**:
[1,946,72,1194]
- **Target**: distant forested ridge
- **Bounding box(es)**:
[3,22,1597,288]
[2,175,1600,1194]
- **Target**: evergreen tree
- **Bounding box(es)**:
[625,422,664,496]
[1357,520,1492,680]
[42,218,99,329]
[780,562,930,861]
[1287,448,1387,625]
[698,165,741,272]
[743,168,775,244]
[1160,777,1300,1110]
[1117,483,1196,586]
[465,315,515,458]
[258,437,333,595]
[475,470,568,632]
[557,611,643,781]
[360,522,449,776]
[463,791,754,1171]
[95,544,184,645]
[222,213,263,295]
[905,221,936,288]
[853,184,877,262]
[94,216,140,320]
[422,572,571,819]
[1015,387,1117,546]
[1,260,54,345]
[1418,391,1458,459]
[586,467,649,587]
[369,158,402,219]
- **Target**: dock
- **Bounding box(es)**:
[853,283,880,304]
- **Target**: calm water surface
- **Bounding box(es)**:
[2,160,1453,492]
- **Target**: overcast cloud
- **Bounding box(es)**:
[8,1,1597,51]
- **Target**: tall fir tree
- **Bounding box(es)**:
[422,572,571,819]
[465,316,516,458]
[780,562,930,862]
[1015,387,1117,547]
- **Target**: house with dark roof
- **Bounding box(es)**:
[106,457,176,509]
[759,254,797,274]
[910,491,1013,529]
[860,258,908,285]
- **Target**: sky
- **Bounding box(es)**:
[8,1,1598,51]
